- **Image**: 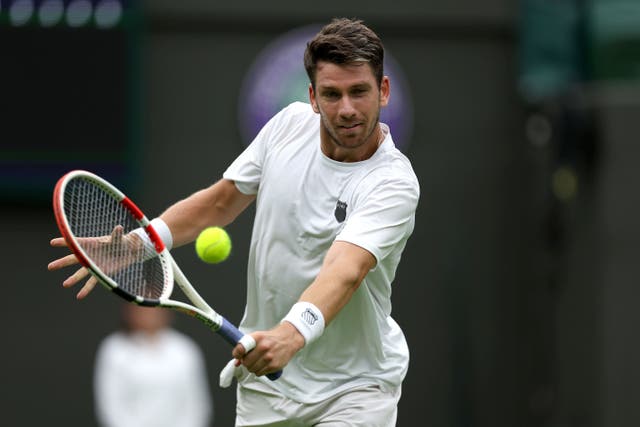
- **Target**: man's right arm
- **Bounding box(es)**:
[159,178,255,248]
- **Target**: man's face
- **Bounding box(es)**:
[309,60,389,160]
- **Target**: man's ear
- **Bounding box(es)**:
[379,76,390,107]
[309,83,320,113]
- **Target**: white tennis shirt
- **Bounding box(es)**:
[94,330,213,427]
[224,102,420,403]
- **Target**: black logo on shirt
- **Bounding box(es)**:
[334,200,347,223]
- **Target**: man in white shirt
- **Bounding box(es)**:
[50,17,419,427]
[94,304,213,427]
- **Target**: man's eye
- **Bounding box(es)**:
[351,88,367,96]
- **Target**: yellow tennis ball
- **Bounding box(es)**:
[195,227,231,264]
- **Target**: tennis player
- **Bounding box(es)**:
[51,17,419,426]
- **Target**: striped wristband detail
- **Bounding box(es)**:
[282,302,325,346]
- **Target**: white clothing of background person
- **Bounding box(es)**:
[94,304,213,427]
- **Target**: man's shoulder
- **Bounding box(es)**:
[350,148,420,207]
[276,101,316,122]
[369,146,418,186]
[265,102,318,145]
[282,101,313,113]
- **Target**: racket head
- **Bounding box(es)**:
[53,170,283,380]
[53,170,173,304]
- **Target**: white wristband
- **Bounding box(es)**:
[149,217,173,250]
[282,302,325,346]
[131,217,173,251]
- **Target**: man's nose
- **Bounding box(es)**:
[338,96,357,118]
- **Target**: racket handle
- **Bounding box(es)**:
[219,318,283,381]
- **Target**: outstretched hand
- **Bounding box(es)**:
[48,236,97,299]
[48,226,144,300]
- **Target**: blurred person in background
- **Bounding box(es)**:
[94,303,213,427]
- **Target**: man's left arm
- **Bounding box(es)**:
[232,240,375,377]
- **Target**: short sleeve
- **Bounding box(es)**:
[223,102,312,195]
[336,166,420,265]
[223,126,268,195]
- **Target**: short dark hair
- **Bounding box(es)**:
[304,18,385,89]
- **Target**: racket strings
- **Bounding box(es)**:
[64,177,168,299]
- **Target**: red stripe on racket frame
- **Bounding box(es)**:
[120,197,165,253]
[52,174,91,268]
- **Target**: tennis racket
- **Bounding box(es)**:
[53,169,281,380]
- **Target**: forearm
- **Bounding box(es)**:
[158,179,254,248]
[235,243,375,374]
[298,240,375,325]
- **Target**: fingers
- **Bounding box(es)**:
[48,237,79,271]
[51,263,97,299]
[48,253,79,271]
[232,335,258,371]
[49,235,97,300]
[50,237,68,248]
[232,342,248,360]
[234,332,279,377]
[62,267,97,299]
[110,225,124,244]
[62,266,90,288]
[242,355,274,378]
[76,276,98,300]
